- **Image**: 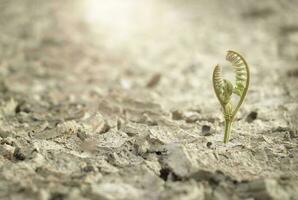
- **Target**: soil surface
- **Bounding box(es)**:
[0,0,298,200]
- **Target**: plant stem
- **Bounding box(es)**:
[223,120,232,143]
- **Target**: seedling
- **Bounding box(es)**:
[212,50,250,143]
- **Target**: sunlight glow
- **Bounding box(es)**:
[84,0,154,43]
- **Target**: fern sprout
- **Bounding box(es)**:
[212,50,250,143]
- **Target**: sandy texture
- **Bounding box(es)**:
[0,0,298,199]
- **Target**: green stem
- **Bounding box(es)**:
[223,120,232,143]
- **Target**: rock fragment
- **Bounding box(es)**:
[76,129,88,141]
[13,147,26,161]
[237,179,290,200]
[159,144,195,178]
[146,73,162,88]
[184,111,200,123]
[172,110,183,120]
[246,111,258,123]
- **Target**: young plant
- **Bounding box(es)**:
[212,50,250,143]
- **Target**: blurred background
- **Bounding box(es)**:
[0,0,297,109]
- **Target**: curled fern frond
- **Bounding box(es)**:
[226,50,249,97]
[213,65,233,105]
[212,50,250,143]
[222,79,233,104]
[213,65,224,91]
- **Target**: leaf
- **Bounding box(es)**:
[213,65,224,92]
[222,79,233,104]
[226,50,249,96]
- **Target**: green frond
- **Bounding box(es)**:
[213,65,224,92]
[226,50,249,97]
[212,50,250,143]
[222,79,233,104]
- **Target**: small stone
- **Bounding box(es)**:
[15,100,31,113]
[206,142,212,148]
[98,122,110,134]
[82,165,95,173]
[172,110,183,120]
[13,147,26,161]
[77,129,88,141]
[246,111,258,123]
[116,118,124,130]
[202,125,212,136]
[160,144,195,177]
[184,112,200,123]
[135,139,150,156]
[146,73,162,88]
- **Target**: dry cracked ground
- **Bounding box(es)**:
[0,0,298,200]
